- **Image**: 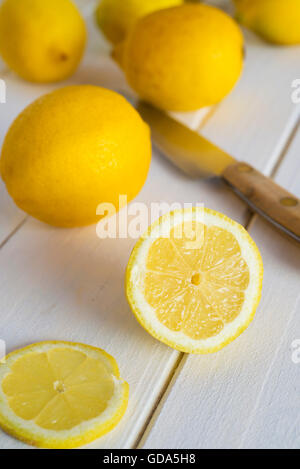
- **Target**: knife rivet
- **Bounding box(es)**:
[280,197,298,207]
[237,163,252,173]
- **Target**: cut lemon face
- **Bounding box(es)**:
[0,342,129,448]
[126,208,263,353]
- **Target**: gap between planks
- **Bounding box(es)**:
[134,108,300,450]
[0,217,27,251]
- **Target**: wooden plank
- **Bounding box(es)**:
[142,128,300,450]
[240,292,300,449]
[0,143,247,449]
[240,127,300,449]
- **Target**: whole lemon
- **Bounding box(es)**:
[117,4,244,111]
[96,0,184,45]
[0,0,86,83]
[234,0,300,45]
[0,86,151,227]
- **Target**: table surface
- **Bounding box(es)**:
[0,0,299,450]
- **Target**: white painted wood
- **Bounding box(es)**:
[274,126,300,194]
[240,291,300,449]
[0,0,299,450]
[142,129,300,450]
[0,5,214,449]
[0,145,248,450]
[239,127,300,450]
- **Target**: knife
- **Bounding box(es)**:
[137,101,300,243]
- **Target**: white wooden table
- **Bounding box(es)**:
[0,0,299,449]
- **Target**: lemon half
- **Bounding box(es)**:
[126,208,263,354]
[0,342,129,448]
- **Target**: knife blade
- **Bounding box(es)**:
[136,101,300,243]
[137,101,235,177]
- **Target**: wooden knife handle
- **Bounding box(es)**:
[222,162,300,242]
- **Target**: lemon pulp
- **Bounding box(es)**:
[2,347,115,431]
[145,222,250,340]
[0,342,129,448]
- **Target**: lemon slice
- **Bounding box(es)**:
[0,342,129,448]
[126,208,263,354]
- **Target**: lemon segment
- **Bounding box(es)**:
[126,209,263,353]
[0,342,129,448]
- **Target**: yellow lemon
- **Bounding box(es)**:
[0,85,151,227]
[126,208,263,354]
[116,3,244,111]
[0,341,129,448]
[234,0,300,45]
[0,0,86,83]
[96,0,184,45]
